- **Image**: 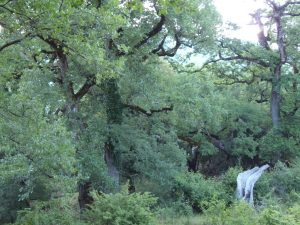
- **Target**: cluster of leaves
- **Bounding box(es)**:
[1,0,300,223]
[200,200,300,225]
[84,187,157,225]
[0,73,76,223]
[14,187,158,225]
[172,172,226,212]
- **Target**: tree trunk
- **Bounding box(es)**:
[104,142,120,186]
[104,78,123,124]
[270,4,286,129]
[78,181,93,210]
[253,5,286,129]
[103,78,123,189]
[271,65,281,129]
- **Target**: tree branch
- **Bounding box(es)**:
[0,0,12,7]
[178,135,200,146]
[123,103,173,116]
[250,11,271,50]
[155,33,181,57]
[59,0,64,12]
[203,50,270,68]
[74,76,96,100]
[151,35,167,54]
[0,33,31,52]
[178,130,230,155]
[0,2,32,20]
[283,12,300,16]
[134,15,166,49]
[201,131,228,154]
[282,1,300,8]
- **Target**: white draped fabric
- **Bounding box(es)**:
[236,164,269,205]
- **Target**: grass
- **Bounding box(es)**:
[157,215,206,225]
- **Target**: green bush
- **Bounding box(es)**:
[84,187,157,225]
[173,172,225,211]
[259,131,300,162]
[220,167,242,201]
[259,208,294,225]
[0,177,28,224]
[199,199,300,225]
[203,200,259,225]
[15,196,82,225]
[269,160,300,200]
[156,199,193,223]
[258,203,300,225]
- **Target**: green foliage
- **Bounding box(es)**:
[84,187,157,225]
[173,172,226,211]
[201,200,300,225]
[76,121,117,193]
[259,207,295,225]
[0,177,28,224]
[220,167,243,200]
[157,201,193,220]
[203,200,259,225]
[15,196,83,225]
[0,58,76,223]
[259,131,300,161]
[107,114,187,198]
[1,0,300,223]
[268,160,300,201]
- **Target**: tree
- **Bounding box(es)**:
[199,0,300,130]
[0,0,220,214]
[252,0,300,129]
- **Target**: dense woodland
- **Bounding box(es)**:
[1,0,300,224]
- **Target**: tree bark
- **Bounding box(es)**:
[78,181,93,210]
[104,142,120,187]
[252,4,286,129]
[271,65,281,129]
[270,4,285,129]
[102,78,122,189]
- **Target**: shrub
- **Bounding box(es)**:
[84,187,157,225]
[15,196,82,225]
[201,200,300,225]
[202,200,259,225]
[156,199,193,223]
[172,172,225,212]
[269,160,300,200]
[220,167,243,201]
[0,177,28,224]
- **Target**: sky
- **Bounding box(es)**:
[214,0,266,43]
[185,0,268,64]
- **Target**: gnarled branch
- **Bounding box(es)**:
[134,15,166,49]
[74,76,96,100]
[123,103,173,116]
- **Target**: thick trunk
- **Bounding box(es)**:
[270,8,285,129]
[78,181,93,210]
[104,142,120,186]
[253,7,285,129]
[128,176,136,193]
[271,65,281,129]
[104,78,123,124]
[43,38,95,210]
[103,78,122,188]
[187,146,201,172]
